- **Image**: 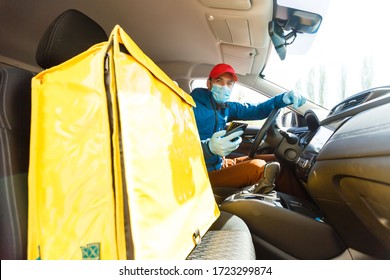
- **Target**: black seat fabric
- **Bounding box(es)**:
[0,65,34,259]
[187,211,255,260]
[36,9,108,69]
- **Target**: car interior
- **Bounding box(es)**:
[0,0,389,260]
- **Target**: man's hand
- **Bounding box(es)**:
[282,90,306,109]
[208,130,243,157]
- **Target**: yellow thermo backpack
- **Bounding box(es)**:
[28,24,219,260]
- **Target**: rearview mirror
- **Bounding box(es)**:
[269,9,322,60]
[268,21,287,60]
[285,10,322,34]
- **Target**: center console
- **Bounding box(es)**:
[222,186,323,219]
[216,118,347,259]
[219,187,345,259]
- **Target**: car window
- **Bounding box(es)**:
[191,79,290,127]
[263,0,390,110]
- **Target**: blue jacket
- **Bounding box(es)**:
[191,87,286,171]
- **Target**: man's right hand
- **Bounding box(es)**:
[208,130,243,157]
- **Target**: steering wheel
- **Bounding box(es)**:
[248,108,281,158]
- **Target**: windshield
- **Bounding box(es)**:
[263,0,390,109]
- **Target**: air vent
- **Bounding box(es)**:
[328,90,371,116]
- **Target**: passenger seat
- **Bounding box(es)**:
[0,64,34,259]
[0,9,108,261]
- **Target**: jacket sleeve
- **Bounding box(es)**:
[201,138,214,160]
[228,93,287,121]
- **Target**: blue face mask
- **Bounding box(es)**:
[211,84,232,103]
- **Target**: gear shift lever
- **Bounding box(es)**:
[253,162,280,194]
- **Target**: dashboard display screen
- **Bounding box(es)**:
[306,126,334,153]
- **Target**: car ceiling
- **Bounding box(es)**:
[0,0,273,81]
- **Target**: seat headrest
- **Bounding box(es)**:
[36,9,108,69]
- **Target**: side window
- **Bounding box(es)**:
[190,79,291,127]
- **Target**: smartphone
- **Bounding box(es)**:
[224,122,248,141]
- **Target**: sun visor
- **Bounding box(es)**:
[220,43,256,75]
[207,15,251,46]
[199,0,251,10]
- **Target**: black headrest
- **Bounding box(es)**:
[36,9,108,69]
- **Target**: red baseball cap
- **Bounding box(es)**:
[209,63,238,81]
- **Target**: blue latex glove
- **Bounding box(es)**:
[208,130,243,157]
[282,90,306,109]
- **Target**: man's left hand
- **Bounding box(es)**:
[282,90,306,109]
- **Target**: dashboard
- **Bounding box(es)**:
[292,86,390,182]
[295,125,334,181]
[301,126,334,154]
[275,86,390,257]
[276,108,337,182]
